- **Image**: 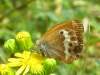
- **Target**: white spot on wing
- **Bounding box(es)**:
[60,30,71,60]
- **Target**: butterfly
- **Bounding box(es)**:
[36,19,84,63]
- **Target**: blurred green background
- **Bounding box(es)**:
[0,0,100,75]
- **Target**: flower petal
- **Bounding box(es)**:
[7,62,22,67]
[15,53,23,58]
[23,65,30,75]
[8,58,22,62]
[15,65,26,75]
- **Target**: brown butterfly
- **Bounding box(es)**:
[36,20,84,64]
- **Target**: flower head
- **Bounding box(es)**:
[4,31,57,75]
[16,31,33,51]
[7,51,57,75]
[0,64,14,75]
[4,39,18,53]
[7,51,44,75]
[43,58,57,74]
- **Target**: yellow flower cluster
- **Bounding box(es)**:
[1,31,57,75]
[7,51,44,75]
[0,64,14,75]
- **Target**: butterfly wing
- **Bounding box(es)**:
[36,20,84,63]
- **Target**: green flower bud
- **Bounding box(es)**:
[50,74,56,75]
[31,64,45,75]
[43,58,57,74]
[16,31,33,51]
[4,39,18,53]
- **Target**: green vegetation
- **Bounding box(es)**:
[0,0,100,75]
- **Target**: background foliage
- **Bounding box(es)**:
[0,0,100,75]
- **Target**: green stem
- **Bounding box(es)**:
[82,24,90,75]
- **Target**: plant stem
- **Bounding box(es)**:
[82,23,90,75]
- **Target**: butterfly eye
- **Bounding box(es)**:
[59,31,63,35]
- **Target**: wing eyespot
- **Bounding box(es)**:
[59,31,64,35]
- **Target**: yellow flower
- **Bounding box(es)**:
[0,64,14,75]
[7,51,44,75]
[0,64,8,75]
